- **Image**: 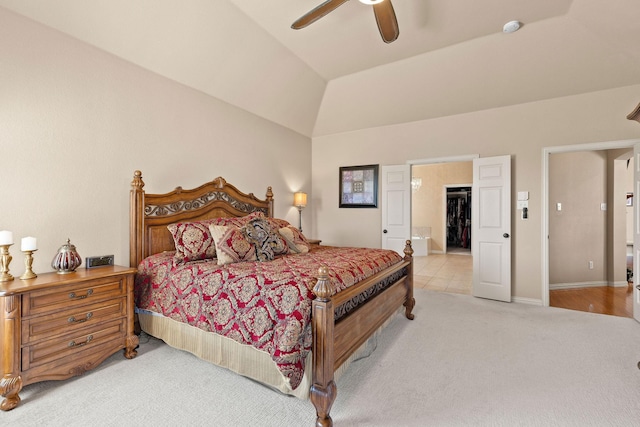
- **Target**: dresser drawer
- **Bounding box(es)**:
[22,297,127,345]
[21,318,127,371]
[20,339,127,385]
[22,275,127,316]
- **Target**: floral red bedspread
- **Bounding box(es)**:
[135,246,402,390]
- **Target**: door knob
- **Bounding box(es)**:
[383,229,388,234]
[503,233,510,238]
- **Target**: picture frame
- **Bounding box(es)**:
[339,164,379,208]
[627,192,633,207]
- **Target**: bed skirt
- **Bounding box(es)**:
[138,307,401,399]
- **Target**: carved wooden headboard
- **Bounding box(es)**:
[129,170,274,267]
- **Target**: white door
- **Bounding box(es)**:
[472,155,512,302]
[381,165,411,255]
[634,144,640,321]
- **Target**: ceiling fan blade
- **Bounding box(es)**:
[291,0,350,30]
[373,0,399,43]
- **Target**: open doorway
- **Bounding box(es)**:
[545,146,634,318]
[411,161,473,295]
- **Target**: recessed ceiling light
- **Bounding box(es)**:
[503,20,522,34]
[359,0,384,4]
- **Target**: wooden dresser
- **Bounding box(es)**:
[0,266,138,411]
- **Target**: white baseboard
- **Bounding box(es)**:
[512,296,543,305]
[609,281,630,288]
[549,281,607,290]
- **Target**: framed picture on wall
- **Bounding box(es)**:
[627,192,633,206]
[339,164,379,208]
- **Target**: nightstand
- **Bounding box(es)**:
[0,265,138,411]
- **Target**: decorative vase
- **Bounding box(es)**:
[52,238,82,274]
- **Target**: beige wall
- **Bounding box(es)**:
[4,7,640,303]
[1,10,312,275]
[548,151,607,286]
[312,87,640,302]
[412,162,472,253]
[548,149,630,288]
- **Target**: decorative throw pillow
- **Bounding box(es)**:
[209,225,257,265]
[253,215,296,256]
[241,218,288,261]
[267,217,292,230]
[209,216,250,228]
[167,213,272,264]
[168,221,217,264]
[278,226,311,254]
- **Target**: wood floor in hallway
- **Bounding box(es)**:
[549,285,633,318]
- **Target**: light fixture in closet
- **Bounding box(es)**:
[411,177,422,192]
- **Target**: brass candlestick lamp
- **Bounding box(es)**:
[0,244,14,282]
[0,230,14,282]
[19,236,38,280]
[293,192,307,232]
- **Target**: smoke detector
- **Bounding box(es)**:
[503,20,522,34]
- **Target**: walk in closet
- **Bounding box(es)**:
[446,187,471,252]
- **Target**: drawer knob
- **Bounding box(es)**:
[68,335,93,348]
[68,312,93,324]
[69,289,93,300]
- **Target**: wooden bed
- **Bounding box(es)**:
[129,170,415,427]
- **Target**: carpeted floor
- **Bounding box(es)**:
[5,289,640,426]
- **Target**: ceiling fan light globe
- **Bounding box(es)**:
[359,0,384,5]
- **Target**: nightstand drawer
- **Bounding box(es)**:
[22,297,127,345]
[22,318,127,371]
[22,276,127,316]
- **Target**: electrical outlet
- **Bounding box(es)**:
[86,255,114,268]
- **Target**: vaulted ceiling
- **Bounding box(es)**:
[2,0,640,138]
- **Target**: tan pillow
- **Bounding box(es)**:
[209,225,257,265]
[278,227,310,254]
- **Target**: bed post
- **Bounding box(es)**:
[310,266,337,427]
[266,186,274,218]
[129,170,145,268]
[403,240,416,320]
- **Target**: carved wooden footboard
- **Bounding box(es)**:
[128,171,414,427]
[310,244,414,426]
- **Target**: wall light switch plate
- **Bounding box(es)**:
[86,255,114,268]
[601,203,607,211]
[517,200,528,210]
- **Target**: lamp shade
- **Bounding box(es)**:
[294,192,307,208]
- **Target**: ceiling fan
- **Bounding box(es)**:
[291,0,399,44]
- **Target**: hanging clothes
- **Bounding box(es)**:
[446,188,471,249]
